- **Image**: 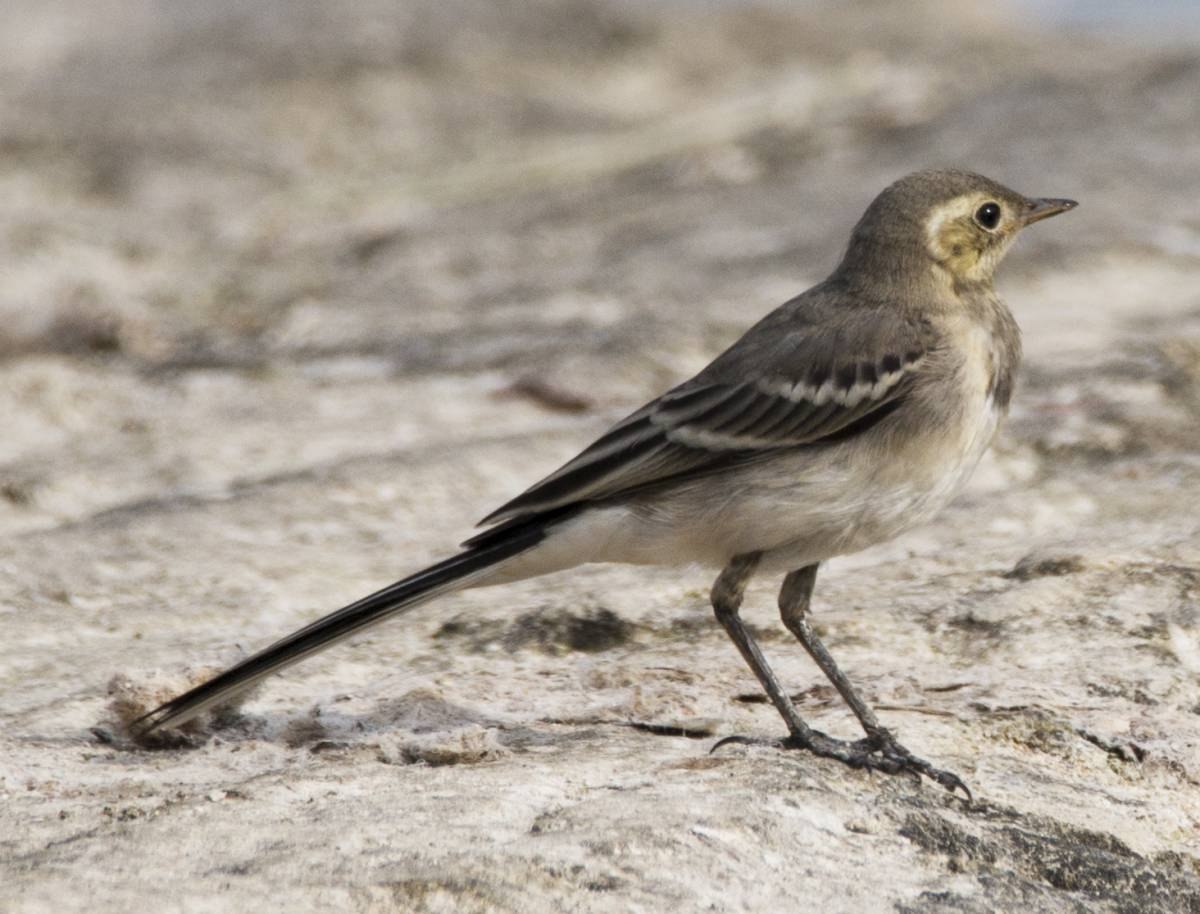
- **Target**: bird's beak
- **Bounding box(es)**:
[1020,197,1078,226]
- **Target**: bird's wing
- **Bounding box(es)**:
[473,306,937,531]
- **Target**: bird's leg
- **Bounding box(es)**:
[709,553,822,743]
[709,555,908,773]
[777,564,970,798]
[778,565,884,734]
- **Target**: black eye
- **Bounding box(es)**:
[975,202,1001,230]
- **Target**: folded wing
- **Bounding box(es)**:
[472,304,937,535]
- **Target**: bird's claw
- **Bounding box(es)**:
[712,727,971,801]
[856,727,972,800]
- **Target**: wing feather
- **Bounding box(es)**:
[475,302,938,528]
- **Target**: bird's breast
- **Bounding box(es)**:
[805,319,1011,559]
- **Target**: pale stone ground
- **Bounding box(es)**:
[2,2,1200,912]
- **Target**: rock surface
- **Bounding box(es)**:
[3,1,1200,911]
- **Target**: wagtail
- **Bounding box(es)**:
[133,170,1076,794]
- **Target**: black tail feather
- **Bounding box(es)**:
[132,517,551,736]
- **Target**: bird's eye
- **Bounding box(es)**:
[975,202,1001,230]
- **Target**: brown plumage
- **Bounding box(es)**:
[132,170,1076,796]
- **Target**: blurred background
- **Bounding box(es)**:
[2,0,1199,537]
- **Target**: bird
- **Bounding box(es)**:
[132,169,1077,795]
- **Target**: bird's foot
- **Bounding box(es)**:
[712,726,971,800]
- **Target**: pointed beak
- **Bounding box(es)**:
[1020,197,1078,226]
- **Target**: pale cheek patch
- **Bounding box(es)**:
[924,198,977,263]
[972,233,1017,279]
[924,196,1020,283]
[924,196,1019,282]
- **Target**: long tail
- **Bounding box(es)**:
[131,516,557,737]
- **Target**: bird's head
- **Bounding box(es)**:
[835,169,1077,293]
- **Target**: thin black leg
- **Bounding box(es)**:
[709,555,963,788]
[777,563,970,798]
[710,553,821,743]
[778,565,886,735]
